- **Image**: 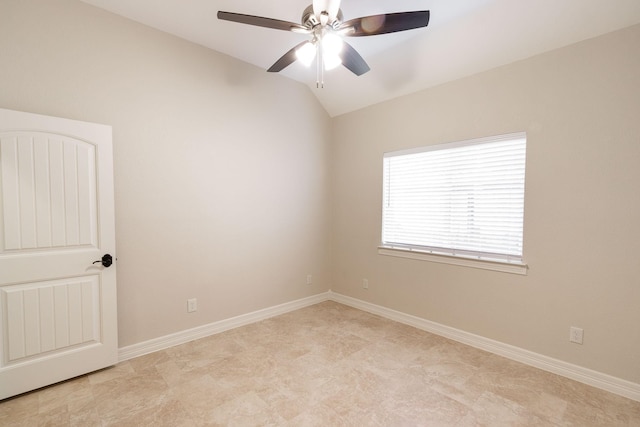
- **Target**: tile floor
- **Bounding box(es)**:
[1,301,639,426]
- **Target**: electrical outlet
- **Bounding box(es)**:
[187,298,197,313]
[569,326,583,344]
[306,274,312,285]
[363,279,369,289]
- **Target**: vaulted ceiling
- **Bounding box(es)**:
[81,0,640,116]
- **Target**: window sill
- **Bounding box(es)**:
[378,246,528,275]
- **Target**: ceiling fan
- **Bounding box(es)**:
[218,0,430,86]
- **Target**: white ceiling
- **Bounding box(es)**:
[81,0,640,117]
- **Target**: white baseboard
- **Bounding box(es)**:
[118,289,639,402]
[118,292,330,362]
[328,291,640,402]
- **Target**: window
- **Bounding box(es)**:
[381,132,527,274]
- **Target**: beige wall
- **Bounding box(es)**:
[331,24,640,383]
[0,0,332,347]
[1,0,639,386]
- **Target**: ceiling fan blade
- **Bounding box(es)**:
[313,0,341,21]
[312,0,323,17]
[341,11,429,36]
[267,41,309,73]
[339,41,370,76]
[217,11,309,33]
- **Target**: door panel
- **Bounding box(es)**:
[0,108,117,400]
[0,133,98,251]
[2,276,100,362]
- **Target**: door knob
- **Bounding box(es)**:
[93,254,113,268]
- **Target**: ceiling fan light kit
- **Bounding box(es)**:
[295,41,317,67]
[217,0,430,87]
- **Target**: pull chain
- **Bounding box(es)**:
[316,40,324,88]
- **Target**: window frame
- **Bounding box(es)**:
[379,132,528,275]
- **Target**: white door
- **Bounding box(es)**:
[0,108,117,400]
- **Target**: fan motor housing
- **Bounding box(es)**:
[301,4,343,29]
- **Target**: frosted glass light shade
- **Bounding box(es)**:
[295,42,316,67]
[323,52,341,70]
[322,32,343,56]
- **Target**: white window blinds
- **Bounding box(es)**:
[382,133,527,263]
